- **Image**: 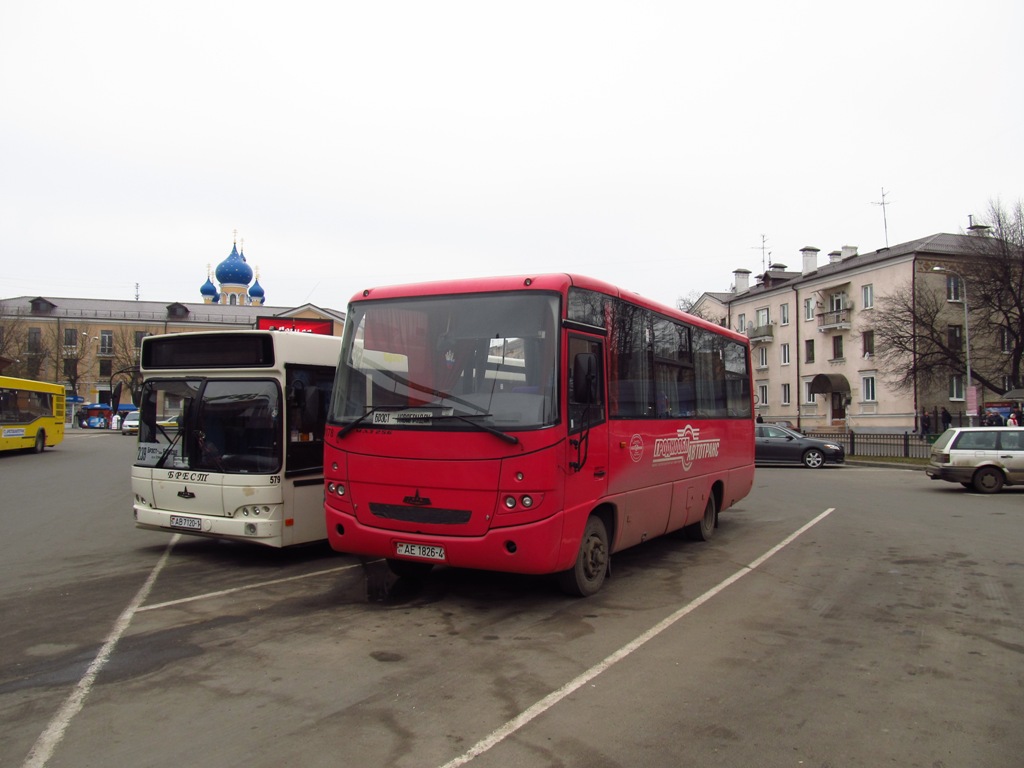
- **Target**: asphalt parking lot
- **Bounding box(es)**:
[3,432,1022,767]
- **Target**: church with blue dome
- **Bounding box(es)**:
[200,235,267,306]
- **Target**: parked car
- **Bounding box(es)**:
[755,424,845,468]
[925,427,1024,493]
[121,411,140,435]
[156,414,180,431]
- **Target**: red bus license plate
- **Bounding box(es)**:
[170,514,202,531]
[395,542,446,561]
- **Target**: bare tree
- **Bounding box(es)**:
[872,280,976,391]
[676,291,702,313]
[871,199,1024,396]
[48,325,100,397]
[110,327,143,406]
[957,199,1024,391]
[0,315,28,376]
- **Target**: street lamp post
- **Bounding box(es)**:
[933,266,973,426]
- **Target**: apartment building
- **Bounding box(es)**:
[693,233,983,433]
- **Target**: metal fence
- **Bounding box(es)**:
[809,431,936,460]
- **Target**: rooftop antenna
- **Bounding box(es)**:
[134,283,140,301]
[751,234,769,272]
[872,187,891,248]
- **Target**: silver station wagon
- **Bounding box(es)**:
[925,427,1024,493]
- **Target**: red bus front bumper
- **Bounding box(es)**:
[325,505,570,575]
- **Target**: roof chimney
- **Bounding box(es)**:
[801,246,820,275]
[841,245,858,260]
[733,268,751,293]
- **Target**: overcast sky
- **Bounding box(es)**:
[2,1,1021,312]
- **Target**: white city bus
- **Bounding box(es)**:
[132,330,341,547]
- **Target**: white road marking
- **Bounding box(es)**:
[437,507,837,768]
[20,543,362,767]
[21,535,182,768]
[138,562,362,612]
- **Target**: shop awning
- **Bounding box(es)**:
[808,373,851,395]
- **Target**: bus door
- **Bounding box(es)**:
[564,335,609,523]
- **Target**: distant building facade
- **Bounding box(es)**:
[693,233,989,433]
[0,239,345,409]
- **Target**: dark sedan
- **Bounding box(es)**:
[755,424,845,468]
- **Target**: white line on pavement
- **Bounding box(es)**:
[437,507,838,768]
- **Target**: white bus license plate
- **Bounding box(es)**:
[395,542,446,561]
[170,514,202,531]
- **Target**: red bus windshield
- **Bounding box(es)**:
[329,292,561,432]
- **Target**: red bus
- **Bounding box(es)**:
[324,274,755,595]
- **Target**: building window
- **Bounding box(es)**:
[134,331,147,349]
[28,327,41,354]
[829,292,846,312]
[832,335,844,360]
[755,307,769,327]
[862,376,877,402]
[781,343,790,365]
[862,330,875,357]
[804,298,815,321]
[64,328,77,347]
[861,284,874,309]
[758,384,768,406]
[946,275,963,302]
[781,383,791,405]
[757,346,768,368]
[949,374,964,400]
[780,303,790,325]
[803,381,816,404]
[99,330,114,356]
[63,358,77,379]
[947,325,963,351]
[1000,327,1012,353]
[737,313,746,333]
[805,339,815,363]
[99,359,112,377]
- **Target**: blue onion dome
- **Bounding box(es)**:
[249,279,265,301]
[200,276,217,298]
[215,243,253,285]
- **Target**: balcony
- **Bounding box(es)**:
[817,306,852,332]
[747,324,774,344]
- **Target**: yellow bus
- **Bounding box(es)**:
[0,376,66,453]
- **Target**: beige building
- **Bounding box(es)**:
[693,233,987,433]
[0,240,345,412]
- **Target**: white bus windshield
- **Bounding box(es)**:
[137,378,281,473]
[330,293,560,431]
